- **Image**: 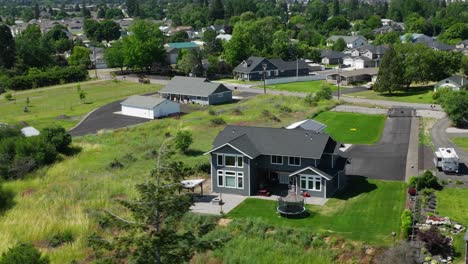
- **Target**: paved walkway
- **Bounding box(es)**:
[331,105,388,115]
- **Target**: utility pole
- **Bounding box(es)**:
[262,62,267,95]
[296,57,298,81]
[94,46,97,79]
[337,65,341,102]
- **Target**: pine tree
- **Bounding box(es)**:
[209,0,225,21]
[374,45,405,94]
[333,0,340,16]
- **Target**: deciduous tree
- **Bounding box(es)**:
[0,24,15,69]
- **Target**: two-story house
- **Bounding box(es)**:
[232,56,310,81]
[205,122,347,199]
[342,44,389,68]
[326,35,368,49]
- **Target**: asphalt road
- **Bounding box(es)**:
[69,98,150,137]
[343,108,413,181]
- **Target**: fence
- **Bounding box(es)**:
[265,75,326,85]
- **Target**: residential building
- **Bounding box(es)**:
[232,56,310,81]
[434,75,468,91]
[320,50,346,65]
[400,33,433,44]
[120,95,180,119]
[455,40,468,49]
[164,42,200,64]
[159,76,232,105]
[326,68,379,85]
[205,123,347,198]
[343,44,389,68]
[342,56,374,69]
[326,35,368,49]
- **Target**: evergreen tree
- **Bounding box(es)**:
[209,0,225,21]
[333,0,340,16]
[34,3,40,19]
[0,24,16,69]
[374,45,405,94]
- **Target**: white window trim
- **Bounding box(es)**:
[224,154,237,168]
[271,155,283,165]
[237,172,244,189]
[237,156,244,168]
[223,170,237,189]
[299,175,322,192]
[288,156,301,166]
[217,170,224,187]
[217,154,224,166]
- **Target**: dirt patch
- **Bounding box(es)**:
[21,188,36,197]
[56,114,71,120]
[32,240,49,249]
[217,218,232,227]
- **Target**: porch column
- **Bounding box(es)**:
[324,178,327,199]
[296,175,299,195]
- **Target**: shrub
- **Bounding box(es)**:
[400,209,413,239]
[316,85,333,101]
[408,171,441,190]
[41,126,72,154]
[231,108,242,115]
[208,108,217,116]
[47,230,75,248]
[107,159,123,169]
[0,243,49,264]
[440,180,448,185]
[455,180,463,185]
[174,130,193,153]
[0,183,14,213]
[192,162,210,174]
[210,117,226,126]
[304,93,318,106]
[279,105,292,113]
[432,87,452,102]
[4,93,13,101]
[419,226,452,257]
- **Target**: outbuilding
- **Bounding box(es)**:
[120,95,180,119]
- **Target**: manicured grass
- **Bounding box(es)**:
[452,137,468,151]
[0,94,338,263]
[314,112,386,144]
[437,188,468,264]
[347,86,435,104]
[0,80,162,129]
[228,177,407,245]
[265,80,338,93]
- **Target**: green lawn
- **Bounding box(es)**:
[0,80,162,129]
[437,188,468,264]
[265,80,338,93]
[314,112,386,144]
[347,86,435,104]
[0,95,340,263]
[452,137,468,151]
[228,177,406,245]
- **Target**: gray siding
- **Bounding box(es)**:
[208,91,233,105]
[296,173,326,198]
[254,155,318,173]
[211,146,250,196]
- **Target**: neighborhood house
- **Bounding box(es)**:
[434,75,468,91]
[120,95,180,119]
[205,122,347,198]
[232,56,310,81]
[326,68,378,85]
[159,76,232,105]
[326,35,368,49]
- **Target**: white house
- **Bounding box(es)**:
[342,56,374,69]
[120,95,180,119]
[327,35,368,49]
[434,75,468,92]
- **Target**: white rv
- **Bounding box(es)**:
[434,148,459,173]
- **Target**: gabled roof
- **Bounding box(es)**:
[435,75,468,87]
[121,95,171,109]
[166,42,198,49]
[269,58,309,71]
[289,166,333,180]
[207,125,334,159]
[358,44,389,55]
[320,50,346,59]
[327,35,367,44]
[159,76,231,97]
[343,55,372,61]
[232,56,267,73]
[286,119,327,132]
[425,41,454,51]
[457,39,468,45]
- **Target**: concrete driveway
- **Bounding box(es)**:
[343,108,413,181]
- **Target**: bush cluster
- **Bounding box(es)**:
[47,230,75,248]
[400,209,413,239]
[408,171,441,191]
[0,243,49,264]
[0,66,88,91]
[0,126,72,180]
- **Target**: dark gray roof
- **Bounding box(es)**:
[426,41,454,51]
[159,76,231,97]
[210,125,334,159]
[121,95,169,109]
[269,58,309,71]
[232,56,266,73]
[286,119,327,132]
[457,39,468,45]
[358,44,389,55]
[320,50,346,59]
[436,75,468,87]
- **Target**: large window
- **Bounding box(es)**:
[217,170,244,189]
[271,155,283,165]
[216,154,244,168]
[300,175,322,191]
[288,156,301,166]
[224,171,237,188]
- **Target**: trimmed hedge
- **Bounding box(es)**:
[0,66,88,91]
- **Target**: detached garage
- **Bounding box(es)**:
[121,95,180,119]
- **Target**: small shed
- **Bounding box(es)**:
[21,126,40,137]
[120,95,180,119]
